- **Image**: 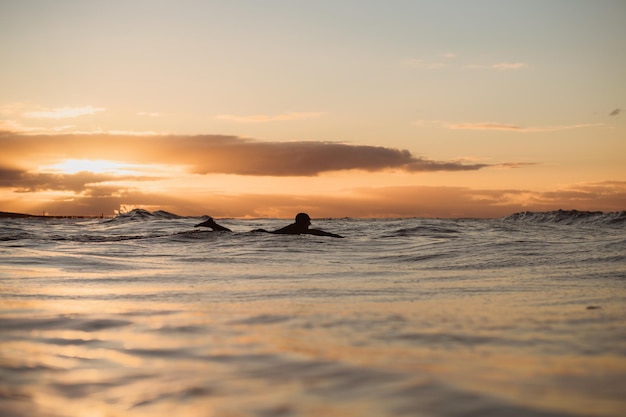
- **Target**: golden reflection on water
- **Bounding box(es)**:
[3,214,625,417]
[1,282,625,417]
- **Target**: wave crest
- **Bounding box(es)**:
[108,208,184,222]
[503,210,626,225]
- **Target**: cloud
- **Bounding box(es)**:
[0,131,540,217]
[0,165,155,193]
[22,106,106,119]
[4,180,623,219]
[449,122,526,131]
[180,140,489,175]
[493,162,537,169]
[0,119,76,133]
[0,131,495,176]
[267,181,626,218]
[529,181,626,213]
[406,54,528,71]
[0,121,165,135]
[467,62,528,70]
[0,104,108,134]
[0,103,28,116]
[215,112,324,123]
[609,108,621,116]
[445,122,602,132]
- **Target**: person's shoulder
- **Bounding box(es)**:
[272,224,300,234]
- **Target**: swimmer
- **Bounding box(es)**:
[253,213,343,238]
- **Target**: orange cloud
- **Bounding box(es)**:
[467,62,528,70]
[0,119,76,133]
[446,122,602,132]
[406,55,528,71]
[215,112,324,123]
[0,166,158,193]
[22,106,106,119]
[3,181,623,218]
[0,131,494,176]
[493,162,537,168]
[4,130,619,218]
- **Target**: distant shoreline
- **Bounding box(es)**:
[0,211,105,219]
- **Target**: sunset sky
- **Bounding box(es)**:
[1,0,625,218]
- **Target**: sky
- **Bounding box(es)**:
[1,0,625,218]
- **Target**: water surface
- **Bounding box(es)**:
[1,210,625,416]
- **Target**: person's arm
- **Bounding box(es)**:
[306,229,344,238]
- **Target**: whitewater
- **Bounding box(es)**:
[1,209,625,417]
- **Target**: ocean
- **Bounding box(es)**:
[1,209,625,417]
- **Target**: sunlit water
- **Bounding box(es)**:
[1,210,625,417]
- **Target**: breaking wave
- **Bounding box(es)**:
[106,208,186,222]
[502,210,626,225]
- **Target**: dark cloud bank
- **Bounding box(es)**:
[0,167,150,193]
[0,132,493,176]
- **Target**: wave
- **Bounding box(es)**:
[53,234,163,243]
[382,225,461,238]
[106,208,186,222]
[502,210,626,225]
[0,230,34,241]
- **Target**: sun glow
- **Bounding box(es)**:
[44,159,138,175]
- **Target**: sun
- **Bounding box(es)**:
[45,159,133,175]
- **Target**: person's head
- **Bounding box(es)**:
[295,212,311,228]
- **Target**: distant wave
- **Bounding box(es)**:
[106,208,186,222]
[55,234,158,243]
[503,210,626,225]
[383,225,461,238]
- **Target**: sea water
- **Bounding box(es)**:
[1,210,625,417]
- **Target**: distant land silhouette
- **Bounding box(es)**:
[0,211,103,219]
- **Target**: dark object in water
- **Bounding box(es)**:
[256,213,344,238]
[194,217,232,232]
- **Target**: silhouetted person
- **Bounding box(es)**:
[254,213,343,238]
[194,217,232,232]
